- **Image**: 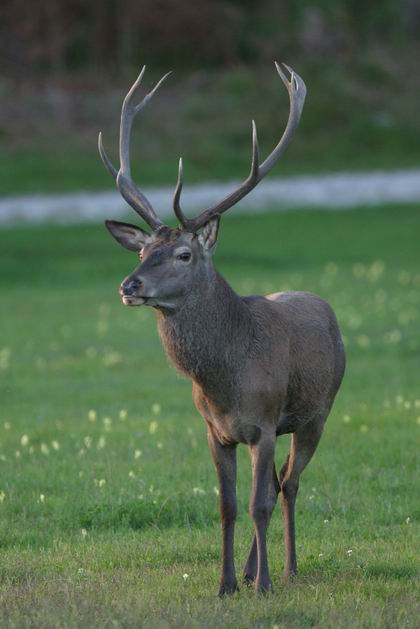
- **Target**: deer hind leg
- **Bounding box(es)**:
[243,463,280,585]
[280,418,324,578]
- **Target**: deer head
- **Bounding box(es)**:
[99,64,306,312]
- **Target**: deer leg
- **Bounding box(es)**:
[243,463,280,584]
[280,419,324,578]
[207,428,238,596]
[249,433,276,593]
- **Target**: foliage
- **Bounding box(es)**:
[2,53,420,196]
[1,0,419,77]
[0,205,419,626]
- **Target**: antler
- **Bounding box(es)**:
[173,62,307,232]
[98,66,171,230]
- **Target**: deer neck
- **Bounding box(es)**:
[156,270,254,399]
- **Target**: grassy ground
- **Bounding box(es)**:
[2,54,420,196]
[0,205,419,627]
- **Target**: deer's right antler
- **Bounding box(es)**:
[98,67,171,231]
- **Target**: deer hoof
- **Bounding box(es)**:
[255,578,273,594]
[218,580,239,597]
[243,573,256,586]
[283,567,297,580]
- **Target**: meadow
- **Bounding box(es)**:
[0,204,419,627]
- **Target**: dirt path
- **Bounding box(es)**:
[1,169,419,225]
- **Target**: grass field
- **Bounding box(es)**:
[0,205,419,627]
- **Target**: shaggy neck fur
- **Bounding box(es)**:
[156,268,255,405]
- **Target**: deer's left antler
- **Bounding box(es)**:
[173,62,306,232]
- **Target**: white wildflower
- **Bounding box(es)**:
[0,347,11,370]
[102,350,122,367]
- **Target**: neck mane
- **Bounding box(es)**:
[156,270,255,402]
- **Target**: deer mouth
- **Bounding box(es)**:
[121,295,147,306]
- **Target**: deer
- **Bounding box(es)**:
[98,63,346,595]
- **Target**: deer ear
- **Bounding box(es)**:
[105,220,150,252]
[198,215,220,254]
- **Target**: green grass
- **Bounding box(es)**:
[0,205,419,627]
[2,56,420,195]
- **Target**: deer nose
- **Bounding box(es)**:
[120,278,141,296]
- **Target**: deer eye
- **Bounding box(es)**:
[177,251,191,262]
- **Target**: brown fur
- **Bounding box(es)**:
[106,219,345,594]
[102,62,339,595]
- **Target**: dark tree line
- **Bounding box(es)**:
[1,0,419,79]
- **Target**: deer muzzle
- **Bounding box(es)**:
[119,278,146,306]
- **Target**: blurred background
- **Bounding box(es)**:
[1,0,420,198]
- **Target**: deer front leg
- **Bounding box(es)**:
[243,463,280,584]
[207,428,238,596]
[249,432,276,593]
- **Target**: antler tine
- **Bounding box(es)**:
[176,62,306,232]
[119,68,172,176]
[250,119,260,181]
[173,121,260,231]
[98,132,118,179]
[98,67,172,230]
[257,61,305,176]
[173,158,194,230]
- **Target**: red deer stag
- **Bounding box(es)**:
[99,64,346,595]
